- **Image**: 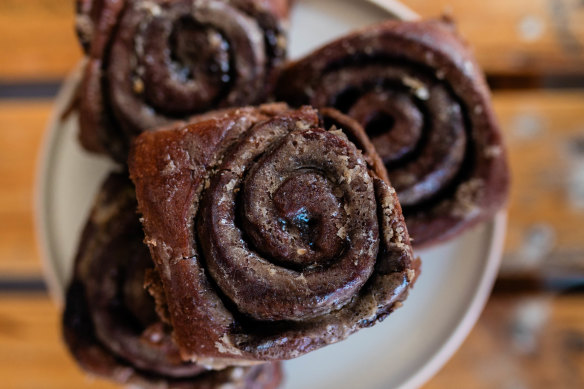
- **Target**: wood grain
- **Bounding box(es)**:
[0,295,118,389]
[0,100,52,277]
[0,0,583,79]
[0,291,581,388]
[493,91,584,277]
[423,291,584,389]
[408,0,584,76]
[0,0,80,80]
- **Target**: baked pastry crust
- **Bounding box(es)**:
[129,103,418,364]
[75,0,289,162]
[63,173,282,388]
[276,18,510,247]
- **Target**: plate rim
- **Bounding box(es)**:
[396,211,507,389]
[34,60,86,306]
[33,1,508,388]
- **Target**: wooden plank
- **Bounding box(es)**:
[0,100,52,277]
[492,91,584,277]
[1,92,583,279]
[423,291,584,389]
[0,292,581,388]
[0,295,118,389]
[0,0,80,80]
[403,0,584,76]
[0,0,583,80]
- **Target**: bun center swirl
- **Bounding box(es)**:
[319,64,467,207]
[110,0,267,127]
[348,90,423,164]
[144,16,231,114]
[257,170,345,267]
[199,117,379,322]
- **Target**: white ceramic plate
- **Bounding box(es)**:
[35,1,507,388]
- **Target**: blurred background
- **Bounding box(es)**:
[0,0,583,388]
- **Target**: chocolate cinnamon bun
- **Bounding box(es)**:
[128,103,418,364]
[63,173,282,388]
[276,19,509,247]
[75,0,289,162]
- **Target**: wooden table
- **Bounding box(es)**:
[1,1,583,388]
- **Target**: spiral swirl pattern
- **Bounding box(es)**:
[129,104,417,363]
[276,19,509,247]
[76,0,288,161]
[63,173,282,388]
